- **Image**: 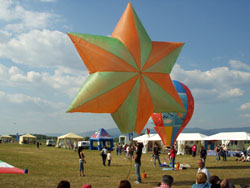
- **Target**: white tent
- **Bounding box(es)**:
[205,132,250,151]
[133,134,162,153]
[19,134,36,144]
[176,133,208,155]
[206,132,250,141]
[177,133,208,141]
[56,133,84,148]
[0,135,12,143]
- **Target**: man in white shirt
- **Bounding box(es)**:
[197,158,210,182]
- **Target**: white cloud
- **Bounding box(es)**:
[240,114,250,118]
[0,90,65,109]
[0,0,57,32]
[217,88,244,98]
[0,63,86,98]
[0,30,12,42]
[240,103,250,110]
[171,63,250,101]
[230,60,250,71]
[0,29,82,70]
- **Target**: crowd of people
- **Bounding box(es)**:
[71,141,248,187]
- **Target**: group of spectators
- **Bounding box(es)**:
[115,143,136,159]
[193,158,235,188]
[215,144,228,161]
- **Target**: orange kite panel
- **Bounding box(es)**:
[68,34,137,73]
[111,2,141,69]
[69,75,139,113]
[142,41,184,71]
[134,76,154,134]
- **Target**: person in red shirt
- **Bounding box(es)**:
[170,146,176,168]
[192,144,197,158]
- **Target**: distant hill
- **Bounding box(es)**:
[79,126,250,138]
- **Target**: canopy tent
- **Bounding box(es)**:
[0,135,12,143]
[205,132,250,151]
[176,133,208,141]
[0,160,25,174]
[133,134,163,153]
[56,133,83,148]
[19,134,36,144]
[90,128,114,151]
[206,132,250,141]
[176,133,208,155]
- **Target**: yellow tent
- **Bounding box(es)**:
[0,135,12,143]
[19,134,37,144]
[56,133,83,148]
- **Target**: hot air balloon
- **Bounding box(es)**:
[152,80,194,146]
[67,3,185,134]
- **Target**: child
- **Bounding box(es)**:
[107,150,111,166]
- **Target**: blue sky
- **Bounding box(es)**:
[0,0,250,135]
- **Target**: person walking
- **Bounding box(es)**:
[153,143,161,167]
[107,150,112,166]
[134,143,143,184]
[101,146,108,166]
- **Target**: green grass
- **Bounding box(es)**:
[0,143,250,188]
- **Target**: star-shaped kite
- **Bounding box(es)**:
[67,2,185,134]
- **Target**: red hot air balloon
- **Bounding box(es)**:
[151,80,194,146]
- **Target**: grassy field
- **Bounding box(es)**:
[0,143,250,188]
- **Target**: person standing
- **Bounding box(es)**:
[170,146,176,168]
[215,144,221,161]
[134,143,143,184]
[107,150,112,166]
[101,146,108,166]
[36,141,39,149]
[153,143,162,167]
[192,144,197,158]
[78,147,86,176]
[222,144,227,161]
[116,143,119,156]
[200,146,207,165]
[197,158,210,182]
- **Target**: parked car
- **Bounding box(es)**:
[78,141,90,149]
[46,140,56,146]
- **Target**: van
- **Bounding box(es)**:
[46,140,56,146]
[78,141,90,149]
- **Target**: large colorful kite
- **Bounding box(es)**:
[0,160,25,174]
[152,80,194,146]
[67,2,185,134]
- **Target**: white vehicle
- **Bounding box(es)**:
[46,140,56,146]
[78,141,90,149]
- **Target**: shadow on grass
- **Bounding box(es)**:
[209,165,250,170]
[174,180,196,186]
[227,178,250,185]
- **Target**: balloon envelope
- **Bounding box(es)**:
[152,80,194,146]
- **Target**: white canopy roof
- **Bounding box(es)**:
[176,133,208,141]
[206,132,250,141]
[57,132,83,139]
[133,134,161,142]
[20,134,36,138]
